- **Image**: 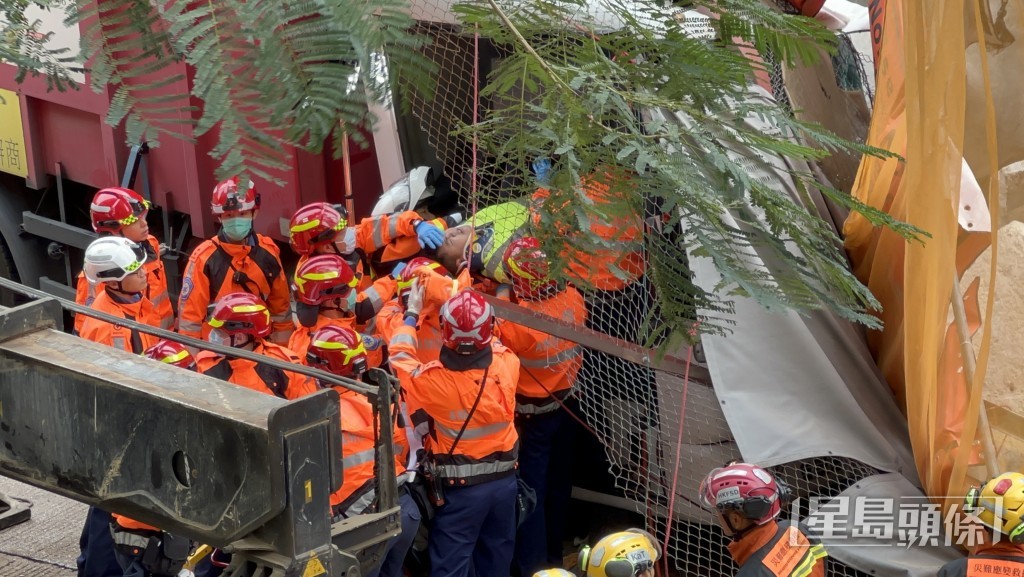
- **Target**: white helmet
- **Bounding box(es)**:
[83,237,147,283]
[371,166,434,217]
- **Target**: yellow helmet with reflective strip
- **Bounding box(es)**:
[966,472,1024,543]
[579,528,660,577]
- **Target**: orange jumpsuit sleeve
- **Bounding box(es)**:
[73,271,95,335]
[354,211,421,255]
[177,242,215,340]
[358,276,397,315]
[387,323,422,380]
[257,237,294,345]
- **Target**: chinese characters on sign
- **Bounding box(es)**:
[0,89,28,178]
[791,496,995,548]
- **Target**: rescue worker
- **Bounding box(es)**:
[577,528,660,577]
[375,257,455,364]
[699,462,826,577]
[287,201,446,285]
[305,325,419,577]
[177,178,292,344]
[938,472,1024,577]
[288,254,389,367]
[495,237,586,576]
[78,237,163,353]
[75,187,173,334]
[143,339,197,370]
[195,292,316,400]
[76,237,167,577]
[388,284,520,577]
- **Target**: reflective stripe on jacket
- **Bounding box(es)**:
[389,324,520,486]
[729,521,826,577]
[496,286,587,413]
[328,389,407,517]
[177,234,291,343]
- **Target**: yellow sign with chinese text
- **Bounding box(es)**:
[0,89,28,178]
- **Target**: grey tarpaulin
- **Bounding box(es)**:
[646,83,961,575]
[804,474,964,576]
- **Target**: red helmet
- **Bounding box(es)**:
[211,177,260,215]
[396,257,448,308]
[306,325,368,378]
[293,254,358,327]
[143,340,196,371]
[90,187,151,234]
[207,292,272,339]
[503,236,557,299]
[698,463,789,525]
[289,202,349,255]
[439,291,493,354]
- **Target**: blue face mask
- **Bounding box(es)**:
[221,216,253,241]
[343,289,357,311]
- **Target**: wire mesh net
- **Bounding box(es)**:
[399,3,879,575]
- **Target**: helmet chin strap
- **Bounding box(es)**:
[723,511,757,542]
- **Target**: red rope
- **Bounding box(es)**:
[662,346,692,577]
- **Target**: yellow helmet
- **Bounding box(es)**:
[532,570,575,577]
[578,528,660,577]
[965,472,1024,543]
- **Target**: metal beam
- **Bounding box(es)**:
[21,211,97,251]
[0,299,342,546]
[481,293,711,381]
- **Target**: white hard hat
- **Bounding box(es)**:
[83,237,148,283]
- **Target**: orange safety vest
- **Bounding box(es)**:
[329,388,407,517]
[196,341,317,400]
[496,286,587,414]
[531,171,645,291]
[938,542,1024,577]
[74,235,173,333]
[177,234,292,344]
[78,289,163,354]
[389,324,520,485]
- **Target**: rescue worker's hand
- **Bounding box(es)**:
[415,221,445,249]
[532,157,552,186]
[406,278,425,317]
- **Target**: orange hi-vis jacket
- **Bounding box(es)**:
[531,172,645,291]
[297,211,421,280]
[496,286,587,414]
[350,210,422,260]
[74,235,173,334]
[329,388,407,518]
[375,268,460,364]
[195,341,317,400]
[288,314,384,370]
[938,540,1024,577]
[728,521,826,577]
[389,324,520,486]
[177,234,292,344]
[79,289,163,354]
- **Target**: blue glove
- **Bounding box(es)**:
[390,261,408,280]
[532,157,552,186]
[415,221,445,249]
